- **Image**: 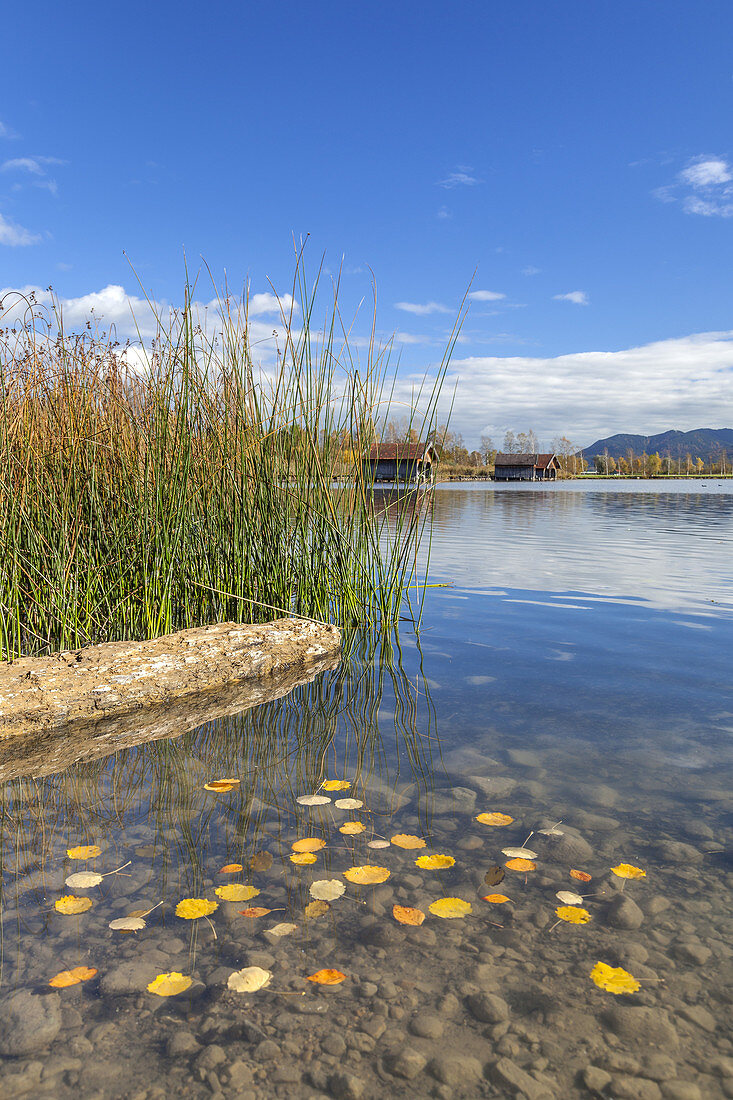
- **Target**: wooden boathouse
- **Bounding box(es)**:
[363,442,438,483]
[493,453,559,481]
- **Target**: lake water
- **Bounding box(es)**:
[1,481,732,1099]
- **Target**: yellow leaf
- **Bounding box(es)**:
[219,863,244,873]
[428,897,472,919]
[238,906,272,918]
[611,863,646,880]
[475,813,513,827]
[305,899,331,918]
[55,895,93,915]
[204,781,234,792]
[555,905,592,924]
[391,834,426,849]
[228,966,271,992]
[505,857,536,872]
[392,905,426,926]
[290,852,317,866]
[307,968,346,984]
[214,885,259,902]
[343,865,390,885]
[482,893,510,903]
[590,961,641,994]
[66,845,101,860]
[147,972,192,996]
[415,853,455,870]
[339,821,365,835]
[291,838,326,853]
[176,897,219,918]
[49,966,97,988]
[321,780,351,791]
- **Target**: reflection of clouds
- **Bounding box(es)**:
[418,483,733,614]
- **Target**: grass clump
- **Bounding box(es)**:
[0,259,456,659]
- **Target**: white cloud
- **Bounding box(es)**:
[680,158,732,188]
[0,121,17,139]
[438,166,480,189]
[395,300,452,316]
[468,290,506,302]
[437,206,452,219]
[389,331,733,448]
[1,155,65,174]
[247,291,298,316]
[522,265,541,276]
[553,290,588,305]
[656,155,733,218]
[0,214,40,247]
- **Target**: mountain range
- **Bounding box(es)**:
[581,428,733,463]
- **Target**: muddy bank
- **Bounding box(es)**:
[0,618,341,742]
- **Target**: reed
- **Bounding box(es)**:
[0,258,459,658]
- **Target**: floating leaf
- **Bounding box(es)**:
[570,869,592,882]
[65,872,103,889]
[290,852,317,866]
[147,972,192,996]
[391,834,426,850]
[505,857,536,872]
[539,826,564,836]
[238,907,272,918]
[228,966,271,992]
[502,846,538,859]
[335,798,363,810]
[310,879,346,901]
[204,781,234,792]
[484,865,505,887]
[322,780,351,792]
[392,905,426,926]
[343,865,390,885]
[266,922,298,937]
[611,863,646,880]
[305,899,331,918]
[250,851,273,872]
[296,795,332,807]
[475,813,513,827]
[176,897,219,918]
[590,961,640,995]
[482,893,510,903]
[49,966,97,988]
[66,845,101,860]
[55,895,93,915]
[428,897,472,919]
[367,839,390,849]
[109,916,146,932]
[220,863,244,873]
[555,905,592,924]
[415,854,455,870]
[556,890,584,905]
[340,821,365,835]
[292,837,326,853]
[214,884,259,902]
[307,969,346,984]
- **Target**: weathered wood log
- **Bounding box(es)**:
[0,618,341,742]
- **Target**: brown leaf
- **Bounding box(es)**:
[305,900,331,919]
[250,851,273,872]
[484,865,505,887]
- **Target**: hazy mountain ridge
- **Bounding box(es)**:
[581,428,733,462]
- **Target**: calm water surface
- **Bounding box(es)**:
[1,481,731,1098]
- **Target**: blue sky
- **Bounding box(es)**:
[2,1,733,447]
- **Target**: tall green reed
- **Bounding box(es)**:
[0,258,460,658]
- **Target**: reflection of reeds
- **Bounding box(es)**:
[0,629,439,969]
[0,256,460,659]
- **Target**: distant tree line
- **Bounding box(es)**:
[593,448,730,476]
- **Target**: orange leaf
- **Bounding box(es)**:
[49,966,97,988]
[475,812,513,827]
[292,837,326,853]
[204,781,235,792]
[220,863,243,873]
[390,834,426,849]
[307,969,346,984]
[482,893,510,903]
[392,905,426,926]
[505,857,536,872]
[238,907,272,918]
[570,869,592,882]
